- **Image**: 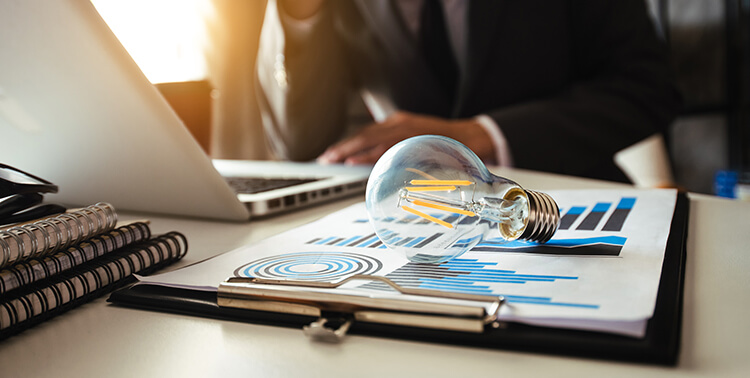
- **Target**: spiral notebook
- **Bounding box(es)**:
[0,231,188,340]
[0,222,152,295]
[0,203,118,270]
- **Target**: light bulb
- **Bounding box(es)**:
[365,135,560,263]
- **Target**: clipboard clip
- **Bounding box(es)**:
[218,274,505,343]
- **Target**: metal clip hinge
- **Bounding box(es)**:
[303,317,353,343]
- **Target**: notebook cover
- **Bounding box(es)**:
[1,232,188,340]
[109,193,688,365]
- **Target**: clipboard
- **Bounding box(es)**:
[109,192,689,365]
[217,274,505,340]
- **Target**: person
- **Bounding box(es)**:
[255,0,682,182]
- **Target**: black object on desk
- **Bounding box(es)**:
[0,163,66,225]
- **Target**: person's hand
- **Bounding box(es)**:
[317,111,497,165]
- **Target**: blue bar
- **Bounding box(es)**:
[505,298,599,309]
[426,276,534,284]
[462,272,577,280]
[418,278,492,289]
[558,206,586,230]
[567,206,586,214]
[547,236,627,247]
[503,294,552,301]
[444,267,517,274]
[315,237,336,245]
[592,202,611,212]
[617,197,636,209]
[359,236,381,247]
[336,236,362,246]
[404,237,425,247]
[440,262,496,269]
[577,202,612,230]
[417,284,494,295]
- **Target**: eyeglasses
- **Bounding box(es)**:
[0,164,66,226]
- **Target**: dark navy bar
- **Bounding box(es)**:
[602,197,636,232]
[346,233,376,247]
[325,238,344,245]
[360,236,381,247]
[558,206,586,230]
[472,244,622,256]
[414,233,443,248]
[442,214,459,224]
[458,215,478,225]
[315,237,336,245]
[336,236,362,246]
[576,202,611,230]
[395,237,415,246]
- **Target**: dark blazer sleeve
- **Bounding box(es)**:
[486,0,681,180]
[256,0,354,161]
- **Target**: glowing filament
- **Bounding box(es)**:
[412,200,476,217]
[409,180,473,186]
[402,206,454,228]
[405,186,457,192]
[399,179,477,228]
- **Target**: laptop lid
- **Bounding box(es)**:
[0,0,369,221]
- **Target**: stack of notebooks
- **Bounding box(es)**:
[0,202,187,339]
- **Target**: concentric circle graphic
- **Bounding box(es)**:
[234,252,383,281]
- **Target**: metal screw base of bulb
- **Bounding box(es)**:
[520,190,560,243]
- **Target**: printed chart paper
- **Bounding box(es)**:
[139,189,677,337]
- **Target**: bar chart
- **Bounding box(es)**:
[559,197,636,232]
[234,252,599,309]
[360,197,637,232]
[358,257,599,309]
[307,232,628,256]
[472,236,627,256]
[310,196,638,256]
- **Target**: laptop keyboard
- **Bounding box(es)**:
[225,177,321,194]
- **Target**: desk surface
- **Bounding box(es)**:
[1,168,749,378]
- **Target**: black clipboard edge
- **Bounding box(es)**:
[109,192,689,365]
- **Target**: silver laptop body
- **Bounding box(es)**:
[0,0,370,221]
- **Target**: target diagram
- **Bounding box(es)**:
[234,252,383,281]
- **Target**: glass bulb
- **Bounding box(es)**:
[365,135,560,263]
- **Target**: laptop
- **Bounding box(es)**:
[0,0,371,221]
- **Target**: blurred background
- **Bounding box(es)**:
[90,0,750,198]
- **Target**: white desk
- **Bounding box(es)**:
[1,168,748,377]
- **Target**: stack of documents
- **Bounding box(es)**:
[113,189,687,364]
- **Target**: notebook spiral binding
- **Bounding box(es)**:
[0,231,188,338]
[0,222,152,295]
[0,203,117,269]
